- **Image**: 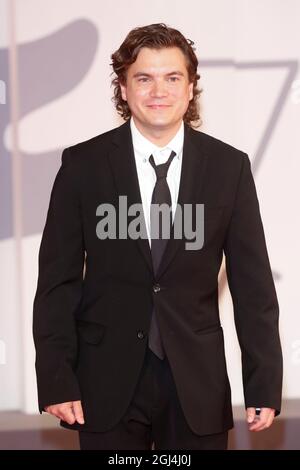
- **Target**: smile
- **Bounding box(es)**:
[147,105,171,109]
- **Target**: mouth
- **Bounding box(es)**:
[147,104,171,109]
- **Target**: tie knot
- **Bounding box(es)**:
[149,150,176,180]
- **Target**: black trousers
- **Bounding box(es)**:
[79,346,228,450]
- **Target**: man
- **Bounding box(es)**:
[33,23,283,450]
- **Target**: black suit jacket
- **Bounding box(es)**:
[33,119,283,435]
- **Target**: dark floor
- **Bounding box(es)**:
[0,401,299,450]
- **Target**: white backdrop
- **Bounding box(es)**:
[0,0,299,413]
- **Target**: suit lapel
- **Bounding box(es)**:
[108,120,153,275]
[108,120,208,279]
[156,124,208,278]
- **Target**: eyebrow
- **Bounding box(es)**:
[132,71,185,78]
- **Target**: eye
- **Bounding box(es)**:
[138,77,150,82]
[168,76,179,82]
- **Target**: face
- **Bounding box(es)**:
[120,47,193,133]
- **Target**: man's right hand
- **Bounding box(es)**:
[44,400,85,425]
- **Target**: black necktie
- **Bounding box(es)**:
[148,150,176,359]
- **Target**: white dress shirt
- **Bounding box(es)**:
[130,117,184,247]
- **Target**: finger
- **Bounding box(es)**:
[45,406,57,416]
[51,411,64,420]
[249,409,272,432]
[265,410,275,429]
[72,400,85,424]
[59,404,76,425]
[249,420,266,431]
[249,419,267,431]
[44,405,56,414]
[45,407,63,421]
[44,404,61,414]
[249,417,263,431]
[43,402,76,424]
[246,407,256,423]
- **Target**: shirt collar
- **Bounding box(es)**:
[130,116,184,161]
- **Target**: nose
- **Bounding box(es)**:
[150,79,168,98]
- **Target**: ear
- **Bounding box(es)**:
[120,81,127,101]
[189,82,193,101]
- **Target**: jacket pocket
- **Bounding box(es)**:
[193,324,222,336]
[76,295,110,326]
[77,320,106,345]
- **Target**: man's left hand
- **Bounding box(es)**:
[246,407,275,432]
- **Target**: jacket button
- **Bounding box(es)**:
[137,330,145,339]
[153,283,161,293]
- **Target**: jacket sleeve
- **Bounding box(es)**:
[33,147,84,412]
[224,153,283,415]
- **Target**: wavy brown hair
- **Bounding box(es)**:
[110,23,202,128]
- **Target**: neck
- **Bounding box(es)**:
[133,118,182,147]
